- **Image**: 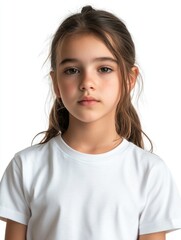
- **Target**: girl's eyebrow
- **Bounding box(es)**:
[59,57,118,66]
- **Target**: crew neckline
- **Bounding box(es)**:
[53,134,130,164]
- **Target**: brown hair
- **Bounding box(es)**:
[38,5,152,150]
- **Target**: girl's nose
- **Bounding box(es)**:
[79,73,95,91]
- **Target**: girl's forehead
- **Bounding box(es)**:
[58,32,106,49]
[56,33,116,62]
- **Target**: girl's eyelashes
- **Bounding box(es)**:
[64,67,80,75]
[98,66,113,73]
[63,66,113,75]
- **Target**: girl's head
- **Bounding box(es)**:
[41,5,152,150]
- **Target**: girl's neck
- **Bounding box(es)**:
[62,119,122,154]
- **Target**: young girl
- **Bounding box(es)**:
[0,5,181,240]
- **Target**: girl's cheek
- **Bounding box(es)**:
[61,83,77,94]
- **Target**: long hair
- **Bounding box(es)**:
[38,5,152,150]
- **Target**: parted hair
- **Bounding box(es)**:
[38,5,152,150]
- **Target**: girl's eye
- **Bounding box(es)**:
[64,68,80,75]
[99,67,112,73]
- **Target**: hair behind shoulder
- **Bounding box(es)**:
[34,5,153,151]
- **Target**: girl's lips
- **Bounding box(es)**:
[78,96,99,101]
[78,97,100,106]
[78,99,99,106]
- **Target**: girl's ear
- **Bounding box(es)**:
[127,66,139,92]
[50,71,61,98]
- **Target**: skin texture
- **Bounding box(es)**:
[139,232,166,240]
[5,220,27,240]
[52,34,122,125]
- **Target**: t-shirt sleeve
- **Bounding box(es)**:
[139,159,181,235]
[0,157,30,225]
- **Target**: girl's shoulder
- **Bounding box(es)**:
[126,140,167,172]
[12,136,59,166]
[16,135,59,156]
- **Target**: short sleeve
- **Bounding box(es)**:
[139,159,181,235]
[0,157,30,225]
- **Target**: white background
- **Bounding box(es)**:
[0,0,181,239]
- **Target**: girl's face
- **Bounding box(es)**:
[51,33,132,126]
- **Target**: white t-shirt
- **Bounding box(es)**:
[0,135,181,239]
